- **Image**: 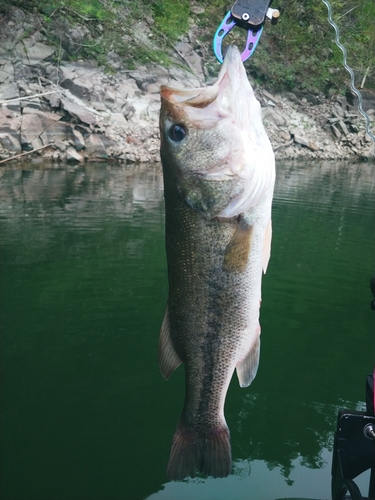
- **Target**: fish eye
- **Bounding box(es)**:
[168,124,187,142]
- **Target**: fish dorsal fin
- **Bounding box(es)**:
[262,218,272,274]
[158,305,182,380]
[223,217,254,273]
[236,332,260,388]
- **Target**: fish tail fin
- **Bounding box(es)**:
[166,422,232,480]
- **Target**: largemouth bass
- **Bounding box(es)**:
[159,45,275,480]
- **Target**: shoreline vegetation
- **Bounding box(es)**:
[0,0,374,163]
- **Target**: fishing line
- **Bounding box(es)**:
[321,0,375,144]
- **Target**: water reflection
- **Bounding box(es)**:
[0,161,374,500]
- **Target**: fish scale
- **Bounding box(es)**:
[158,45,275,480]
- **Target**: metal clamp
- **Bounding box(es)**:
[213,0,279,63]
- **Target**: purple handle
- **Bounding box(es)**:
[213,11,264,63]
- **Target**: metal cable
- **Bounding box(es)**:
[322,0,375,143]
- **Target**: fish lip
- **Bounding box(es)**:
[160,45,246,108]
[215,45,243,85]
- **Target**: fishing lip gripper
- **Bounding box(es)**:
[213,0,279,63]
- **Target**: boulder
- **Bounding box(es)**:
[0,81,19,101]
[175,41,204,83]
[110,113,127,125]
[15,39,55,64]
[0,61,14,84]
[72,128,85,151]
[60,96,97,125]
[66,146,84,163]
[85,134,107,159]
[22,107,62,121]
[293,134,310,148]
[0,132,21,152]
[21,113,59,150]
[40,121,68,146]
[331,124,341,139]
[262,107,287,126]
[337,120,349,136]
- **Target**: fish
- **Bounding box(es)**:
[158,45,275,480]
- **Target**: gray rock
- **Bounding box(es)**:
[110,113,127,125]
[54,139,67,151]
[85,134,107,159]
[60,97,97,125]
[21,113,58,150]
[262,107,286,126]
[60,78,86,99]
[22,108,62,121]
[293,134,310,148]
[15,40,55,64]
[69,25,90,44]
[262,90,279,105]
[317,114,329,128]
[72,128,86,151]
[44,92,61,108]
[30,137,44,151]
[0,81,19,101]
[0,62,14,84]
[66,147,84,163]
[331,124,342,139]
[282,91,301,104]
[40,121,68,145]
[147,83,161,94]
[338,120,349,136]
[92,101,107,111]
[104,88,117,105]
[308,142,320,152]
[122,103,135,120]
[0,106,14,125]
[280,131,291,141]
[21,99,42,111]
[0,132,21,152]
[360,144,375,160]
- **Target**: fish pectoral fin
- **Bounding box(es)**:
[223,217,254,273]
[262,218,272,274]
[158,305,182,380]
[236,334,260,388]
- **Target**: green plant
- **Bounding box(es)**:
[151,0,190,40]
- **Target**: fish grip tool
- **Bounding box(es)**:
[213,0,279,63]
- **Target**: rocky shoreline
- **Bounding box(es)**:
[0,10,374,165]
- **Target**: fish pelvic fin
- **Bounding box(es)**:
[236,333,260,388]
[166,422,232,480]
[262,218,272,274]
[222,217,254,273]
[158,305,182,380]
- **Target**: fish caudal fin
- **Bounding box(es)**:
[166,423,232,480]
[236,334,260,388]
[159,305,182,379]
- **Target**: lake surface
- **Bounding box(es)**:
[0,160,374,500]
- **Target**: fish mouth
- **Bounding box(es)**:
[160,45,253,111]
[160,45,258,133]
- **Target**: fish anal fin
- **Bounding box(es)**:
[236,333,260,388]
[223,217,254,273]
[166,422,232,480]
[262,218,272,274]
[158,305,182,380]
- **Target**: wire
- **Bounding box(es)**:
[321,0,375,143]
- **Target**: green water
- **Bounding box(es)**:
[0,161,374,500]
